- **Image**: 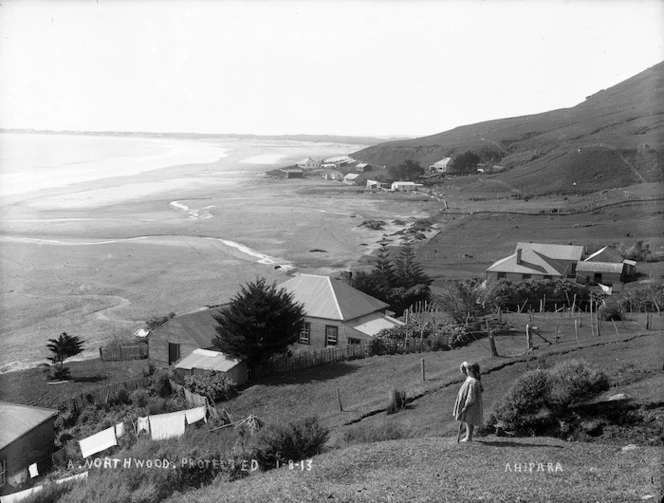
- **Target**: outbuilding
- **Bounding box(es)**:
[391,181,423,192]
[174,349,248,385]
[0,402,58,490]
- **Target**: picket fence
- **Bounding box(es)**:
[251,337,435,380]
[99,341,148,362]
[69,376,151,410]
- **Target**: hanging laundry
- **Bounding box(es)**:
[28,463,38,478]
[185,406,207,425]
[137,416,150,435]
[115,422,125,438]
[149,411,186,441]
[79,426,117,458]
[55,471,88,485]
[0,485,43,503]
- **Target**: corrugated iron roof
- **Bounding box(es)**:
[430,157,452,167]
[348,313,404,336]
[174,349,242,372]
[585,246,624,263]
[153,308,223,349]
[515,242,584,262]
[487,249,567,276]
[0,401,58,450]
[356,163,369,168]
[344,173,360,180]
[576,261,625,274]
[280,274,389,321]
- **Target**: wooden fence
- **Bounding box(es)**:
[251,338,438,380]
[69,376,151,410]
[99,341,148,361]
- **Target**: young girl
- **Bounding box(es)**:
[453,361,484,442]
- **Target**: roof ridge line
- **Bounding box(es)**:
[327,276,345,320]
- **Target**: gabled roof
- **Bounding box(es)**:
[584,246,624,263]
[356,162,370,168]
[344,173,360,180]
[153,308,223,349]
[576,261,625,274]
[280,274,389,321]
[487,249,567,276]
[348,312,404,336]
[515,242,584,262]
[174,349,242,372]
[297,157,318,165]
[430,157,452,167]
[0,401,58,450]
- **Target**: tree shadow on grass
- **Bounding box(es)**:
[477,440,565,449]
[250,362,359,386]
[72,375,107,383]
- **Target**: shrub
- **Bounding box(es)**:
[151,369,173,398]
[386,388,407,415]
[547,359,610,412]
[147,397,167,415]
[252,416,329,469]
[107,387,130,407]
[447,327,477,348]
[343,422,406,445]
[598,303,623,321]
[184,372,238,403]
[20,481,75,503]
[430,334,450,351]
[130,388,150,408]
[48,366,72,381]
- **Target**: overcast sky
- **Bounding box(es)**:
[1,0,662,137]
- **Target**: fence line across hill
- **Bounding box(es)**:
[99,341,148,361]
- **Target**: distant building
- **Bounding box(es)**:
[0,402,58,488]
[584,246,636,278]
[366,179,385,190]
[296,158,320,170]
[344,173,361,184]
[355,162,372,172]
[514,242,584,278]
[278,167,304,179]
[486,248,569,282]
[323,155,355,168]
[391,181,423,192]
[321,170,343,181]
[280,274,403,349]
[575,261,626,287]
[174,348,248,385]
[429,157,452,173]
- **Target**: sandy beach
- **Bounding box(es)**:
[0,134,434,372]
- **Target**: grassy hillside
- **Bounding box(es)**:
[353,61,664,193]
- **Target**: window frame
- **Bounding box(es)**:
[325,325,338,346]
[299,322,311,345]
[168,342,181,365]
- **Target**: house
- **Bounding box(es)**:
[429,157,452,173]
[585,246,637,278]
[323,155,355,168]
[278,167,304,179]
[486,248,569,282]
[174,349,248,385]
[355,162,372,172]
[366,179,385,190]
[515,242,584,278]
[296,158,319,170]
[391,181,423,192]
[279,274,404,349]
[321,170,343,181]
[148,308,224,368]
[344,173,361,184]
[0,402,58,489]
[575,261,626,287]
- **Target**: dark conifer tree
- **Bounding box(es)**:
[213,278,304,367]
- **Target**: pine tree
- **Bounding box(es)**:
[46,332,84,380]
[213,278,304,367]
[393,240,430,289]
[374,241,395,285]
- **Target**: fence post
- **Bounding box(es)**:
[526,324,532,350]
[421,358,426,382]
[337,388,343,411]
[575,319,579,340]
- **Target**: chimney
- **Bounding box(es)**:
[516,248,522,265]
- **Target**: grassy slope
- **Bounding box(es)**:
[165,327,664,503]
[353,61,664,193]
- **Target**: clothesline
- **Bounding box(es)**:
[209,414,264,432]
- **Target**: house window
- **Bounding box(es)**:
[168,343,181,365]
[299,322,311,344]
[325,326,338,346]
[348,337,361,345]
[0,458,6,488]
[497,272,506,279]
[522,274,532,280]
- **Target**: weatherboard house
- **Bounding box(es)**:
[280,274,404,349]
[485,248,570,282]
[0,402,58,489]
[296,157,320,170]
[429,157,452,173]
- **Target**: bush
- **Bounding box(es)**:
[107,388,130,407]
[20,481,75,503]
[147,397,167,415]
[491,359,609,436]
[343,422,406,445]
[184,372,238,403]
[130,388,150,408]
[386,388,407,415]
[48,366,72,381]
[598,303,623,321]
[252,416,329,469]
[151,369,173,398]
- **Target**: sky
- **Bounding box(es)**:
[0,0,662,138]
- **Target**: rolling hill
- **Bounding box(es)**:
[353,61,664,193]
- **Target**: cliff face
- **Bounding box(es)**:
[353,61,664,193]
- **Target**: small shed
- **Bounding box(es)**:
[429,157,452,173]
[343,173,361,184]
[391,181,423,192]
[278,167,304,179]
[0,402,58,486]
[575,261,626,286]
[174,349,248,385]
[355,162,372,172]
[321,170,343,181]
